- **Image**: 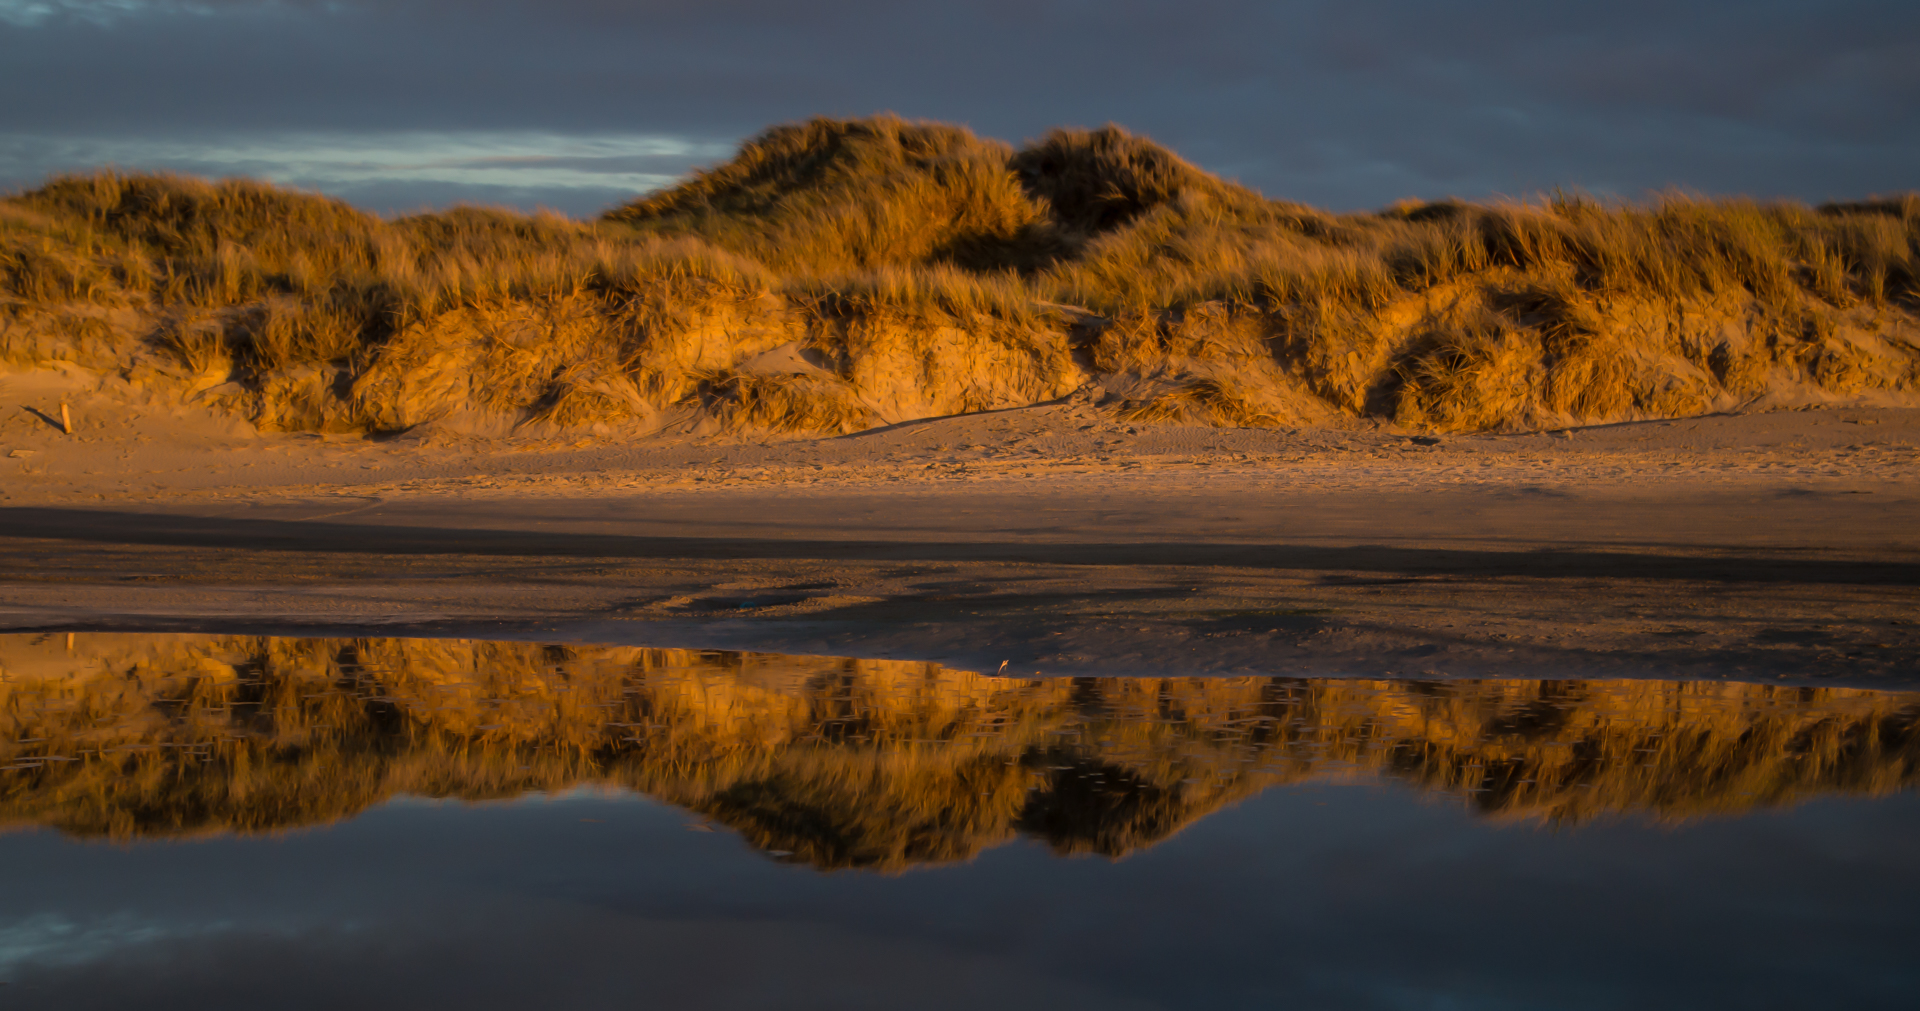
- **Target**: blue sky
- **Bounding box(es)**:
[2,0,1914,216]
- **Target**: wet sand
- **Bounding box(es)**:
[2,387,1917,687]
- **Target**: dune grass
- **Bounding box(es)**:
[3,117,1916,435]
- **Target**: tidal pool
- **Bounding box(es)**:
[1,633,1916,1009]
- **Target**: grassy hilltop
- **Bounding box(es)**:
[4,115,1918,437]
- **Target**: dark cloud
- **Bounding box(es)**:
[1,0,1914,214]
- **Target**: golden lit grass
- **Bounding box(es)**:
[606,115,1064,275]
[692,370,875,433]
[4,119,1917,435]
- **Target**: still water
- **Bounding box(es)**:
[2,633,1916,1009]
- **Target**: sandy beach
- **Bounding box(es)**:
[4,379,1916,688]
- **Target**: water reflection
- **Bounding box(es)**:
[2,633,1915,868]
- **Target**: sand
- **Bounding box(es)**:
[2,364,1917,688]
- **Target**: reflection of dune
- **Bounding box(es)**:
[2,635,1915,869]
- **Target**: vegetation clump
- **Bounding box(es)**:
[4,116,1918,437]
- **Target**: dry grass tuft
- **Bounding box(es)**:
[690,370,875,434]
[606,115,1064,274]
[1120,375,1296,428]
[1010,124,1230,234]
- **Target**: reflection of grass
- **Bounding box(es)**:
[0,634,1916,869]
[1175,607,1339,619]
[5,117,1917,436]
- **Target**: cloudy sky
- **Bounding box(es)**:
[1,0,1914,217]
